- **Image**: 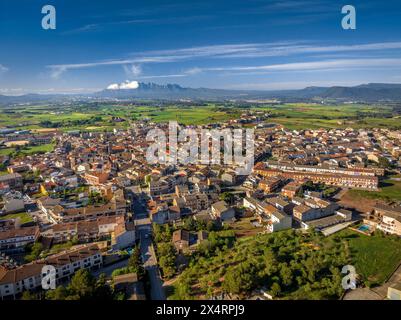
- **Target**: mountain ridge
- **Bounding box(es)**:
[2,82,401,104]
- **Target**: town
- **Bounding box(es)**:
[1,107,400,300]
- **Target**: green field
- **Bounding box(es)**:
[338,229,401,287]
[0,143,56,157]
[1,102,400,131]
[249,103,399,130]
[0,212,33,224]
[347,174,401,202]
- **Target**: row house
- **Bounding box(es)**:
[258,176,283,193]
[0,244,102,299]
[0,173,23,190]
[44,215,135,249]
[0,226,40,253]
[255,166,378,190]
[281,180,303,198]
[242,197,292,232]
[292,198,339,222]
[173,193,209,213]
[39,196,127,224]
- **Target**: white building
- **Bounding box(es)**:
[0,244,102,299]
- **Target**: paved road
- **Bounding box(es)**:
[138,225,166,300]
[133,196,166,300]
[92,258,129,278]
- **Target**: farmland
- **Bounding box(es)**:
[1,103,399,132]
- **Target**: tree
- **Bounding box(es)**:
[153,223,173,243]
[67,269,96,299]
[183,216,197,231]
[46,269,112,300]
[222,265,254,295]
[270,282,281,297]
[157,243,177,278]
[279,264,293,287]
[46,285,68,300]
[378,156,392,169]
[94,273,113,300]
[219,192,235,205]
[21,291,37,300]
[127,246,144,277]
[222,268,242,294]
[25,242,43,262]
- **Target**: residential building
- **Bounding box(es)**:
[0,226,40,253]
[211,201,235,221]
[0,244,102,299]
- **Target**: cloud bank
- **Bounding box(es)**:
[106,80,139,90]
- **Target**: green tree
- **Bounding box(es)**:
[21,291,37,300]
[378,156,392,169]
[157,243,177,278]
[94,273,113,300]
[270,282,281,297]
[127,246,145,277]
[279,264,293,287]
[219,192,235,205]
[67,269,96,299]
[46,285,68,300]
[25,242,43,262]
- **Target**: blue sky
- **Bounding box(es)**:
[1,0,401,94]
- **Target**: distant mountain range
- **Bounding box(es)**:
[2,82,401,105]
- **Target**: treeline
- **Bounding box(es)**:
[22,269,113,300]
[39,116,102,128]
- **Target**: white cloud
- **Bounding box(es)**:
[138,74,186,79]
[107,80,139,90]
[49,66,67,79]
[196,58,401,74]
[0,64,9,73]
[123,64,142,77]
[45,40,401,80]
[106,83,120,90]
[185,67,202,75]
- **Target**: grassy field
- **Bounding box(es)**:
[346,174,401,202]
[337,229,401,287]
[249,103,399,130]
[143,106,241,125]
[0,143,56,157]
[228,217,264,238]
[0,212,33,224]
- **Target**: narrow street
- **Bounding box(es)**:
[134,197,166,300]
